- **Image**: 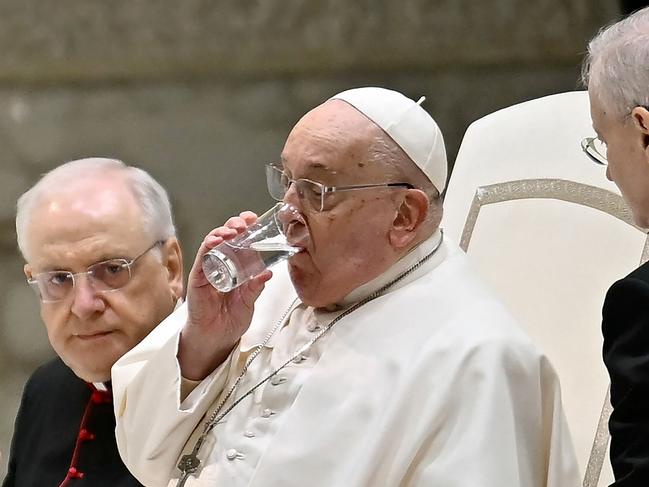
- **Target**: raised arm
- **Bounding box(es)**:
[112,211,273,486]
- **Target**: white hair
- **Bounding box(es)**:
[16,157,176,260]
[582,6,649,118]
[368,125,443,229]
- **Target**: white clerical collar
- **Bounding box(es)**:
[330,228,446,310]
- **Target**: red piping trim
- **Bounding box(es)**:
[58,384,111,487]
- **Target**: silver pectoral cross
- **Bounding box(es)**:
[176,434,206,487]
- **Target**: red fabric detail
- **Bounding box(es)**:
[78,428,96,441]
[90,389,112,404]
[67,467,84,478]
[58,384,108,486]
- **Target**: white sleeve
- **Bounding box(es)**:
[111,303,233,487]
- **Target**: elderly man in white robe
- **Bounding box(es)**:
[112,87,580,487]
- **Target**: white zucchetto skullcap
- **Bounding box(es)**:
[330,87,448,191]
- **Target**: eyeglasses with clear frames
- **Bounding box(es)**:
[265,163,415,212]
[581,137,608,166]
[27,240,165,303]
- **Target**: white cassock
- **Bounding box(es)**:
[112,231,581,487]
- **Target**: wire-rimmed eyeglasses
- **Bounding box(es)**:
[28,240,165,303]
[581,137,608,166]
[265,163,414,212]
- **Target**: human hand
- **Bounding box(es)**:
[178,211,272,380]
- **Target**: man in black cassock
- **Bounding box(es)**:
[2,157,184,487]
[583,7,649,487]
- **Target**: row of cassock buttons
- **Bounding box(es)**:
[224,349,311,461]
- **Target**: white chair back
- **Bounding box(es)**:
[442,91,649,486]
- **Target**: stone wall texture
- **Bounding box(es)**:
[0,0,621,477]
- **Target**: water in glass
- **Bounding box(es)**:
[203,238,300,292]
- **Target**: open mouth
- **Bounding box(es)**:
[286,221,309,248]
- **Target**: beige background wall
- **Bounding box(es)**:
[0,0,621,477]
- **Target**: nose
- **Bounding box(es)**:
[277,203,309,247]
[283,181,302,208]
[70,275,106,319]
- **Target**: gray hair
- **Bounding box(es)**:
[582,6,649,118]
[16,157,176,260]
[368,127,443,229]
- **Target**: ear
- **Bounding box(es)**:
[161,238,184,300]
[631,106,649,160]
[24,263,32,280]
[388,189,429,249]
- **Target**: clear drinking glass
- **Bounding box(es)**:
[202,203,306,292]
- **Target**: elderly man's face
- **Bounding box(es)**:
[589,89,649,228]
[23,176,183,382]
[280,100,407,308]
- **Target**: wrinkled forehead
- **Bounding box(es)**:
[281,100,384,178]
[27,178,146,249]
[297,99,379,130]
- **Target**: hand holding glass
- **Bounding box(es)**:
[202,203,306,292]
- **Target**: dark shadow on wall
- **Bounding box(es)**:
[621,0,649,14]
